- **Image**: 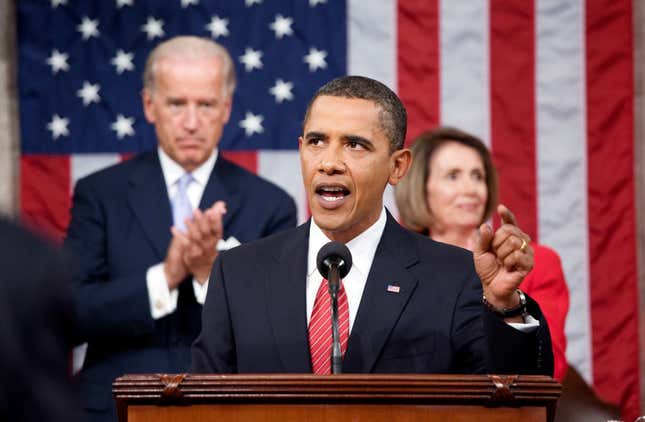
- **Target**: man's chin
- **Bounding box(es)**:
[177,155,207,171]
[313,212,344,230]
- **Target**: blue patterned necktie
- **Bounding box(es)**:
[172,173,193,232]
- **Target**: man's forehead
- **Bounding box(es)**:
[306,96,381,125]
[308,95,385,128]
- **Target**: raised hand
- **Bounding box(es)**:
[172,201,227,284]
[472,204,534,312]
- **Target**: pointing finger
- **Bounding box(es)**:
[498,204,518,226]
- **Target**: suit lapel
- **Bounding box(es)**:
[264,222,312,372]
[343,213,420,373]
[199,156,242,228]
[128,152,173,259]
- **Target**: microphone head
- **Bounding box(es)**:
[316,241,353,279]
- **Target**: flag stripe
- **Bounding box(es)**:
[221,151,258,175]
[71,154,121,188]
[397,0,440,142]
[535,0,592,383]
[585,0,640,419]
[20,155,71,240]
[257,150,308,224]
[347,0,397,90]
[489,0,538,240]
[440,0,490,145]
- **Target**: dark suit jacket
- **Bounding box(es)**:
[64,150,296,420]
[192,212,553,376]
[0,219,80,421]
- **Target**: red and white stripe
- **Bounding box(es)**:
[350,0,638,418]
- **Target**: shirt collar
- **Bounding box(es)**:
[157,146,218,188]
[307,207,387,278]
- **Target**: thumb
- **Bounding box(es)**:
[473,223,493,255]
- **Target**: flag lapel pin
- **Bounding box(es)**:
[386,284,400,293]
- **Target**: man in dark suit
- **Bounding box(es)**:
[192,75,553,376]
[65,36,296,421]
[0,218,80,421]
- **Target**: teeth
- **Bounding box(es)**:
[321,186,344,192]
[321,195,343,202]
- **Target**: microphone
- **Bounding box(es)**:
[316,241,353,375]
[316,241,352,280]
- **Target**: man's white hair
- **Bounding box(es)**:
[143,36,236,97]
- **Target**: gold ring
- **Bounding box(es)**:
[519,239,527,253]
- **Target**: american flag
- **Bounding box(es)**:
[18,0,640,420]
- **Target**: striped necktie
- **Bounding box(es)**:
[308,278,349,375]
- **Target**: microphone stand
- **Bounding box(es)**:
[325,257,342,375]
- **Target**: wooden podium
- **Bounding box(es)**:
[113,374,561,422]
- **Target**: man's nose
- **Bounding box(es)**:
[319,145,346,174]
[182,105,199,130]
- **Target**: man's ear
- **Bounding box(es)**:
[141,89,156,124]
[222,96,233,124]
[388,148,411,186]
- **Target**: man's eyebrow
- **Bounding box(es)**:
[303,131,327,139]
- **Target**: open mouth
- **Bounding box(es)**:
[315,184,351,208]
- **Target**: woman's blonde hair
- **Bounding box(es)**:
[395,126,498,233]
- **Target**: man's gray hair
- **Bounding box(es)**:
[142,36,236,97]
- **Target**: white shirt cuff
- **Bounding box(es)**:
[192,278,209,305]
[146,263,179,319]
[507,314,540,332]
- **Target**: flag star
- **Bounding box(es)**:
[77,16,100,40]
[269,14,294,39]
[239,111,264,137]
[111,50,134,74]
[51,0,67,7]
[239,48,263,72]
[47,114,70,139]
[116,0,133,7]
[269,79,294,103]
[141,17,165,40]
[205,15,229,39]
[46,49,70,74]
[309,0,326,6]
[111,114,135,139]
[181,0,198,7]
[303,47,327,72]
[77,81,101,106]
[245,0,262,6]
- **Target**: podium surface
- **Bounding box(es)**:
[113,373,560,422]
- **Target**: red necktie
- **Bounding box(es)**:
[308,278,349,375]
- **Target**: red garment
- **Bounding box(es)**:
[520,243,570,381]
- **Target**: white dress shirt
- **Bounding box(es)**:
[306,208,387,333]
[146,147,217,319]
[305,207,538,333]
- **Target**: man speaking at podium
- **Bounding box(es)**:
[192,76,553,376]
